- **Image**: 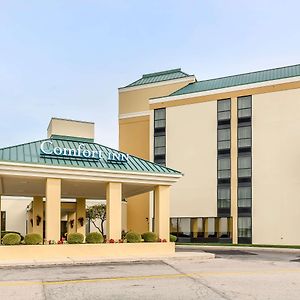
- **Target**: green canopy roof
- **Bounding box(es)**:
[0,137,181,176]
[170,63,300,96]
[124,68,192,88]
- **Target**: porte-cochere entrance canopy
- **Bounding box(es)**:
[0,132,182,243]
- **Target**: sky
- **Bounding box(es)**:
[0,0,299,149]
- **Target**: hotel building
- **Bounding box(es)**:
[119,64,300,245]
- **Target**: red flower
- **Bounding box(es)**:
[162,239,167,243]
[109,239,115,243]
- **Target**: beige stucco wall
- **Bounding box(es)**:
[47,118,94,140]
[166,101,217,217]
[119,78,195,115]
[0,243,175,260]
[119,79,194,233]
[252,88,300,245]
[1,197,31,236]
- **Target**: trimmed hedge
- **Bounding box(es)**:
[24,233,43,245]
[125,231,141,243]
[170,234,177,242]
[1,231,23,241]
[86,232,104,244]
[2,233,21,245]
[142,232,158,242]
[67,233,84,244]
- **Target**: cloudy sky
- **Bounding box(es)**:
[0,1,299,149]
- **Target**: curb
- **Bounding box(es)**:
[0,251,215,269]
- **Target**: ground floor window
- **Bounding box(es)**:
[170,217,232,243]
[238,217,252,238]
[1,211,6,231]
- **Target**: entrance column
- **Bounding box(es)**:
[106,182,122,241]
[67,212,76,235]
[32,196,44,237]
[215,218,220,238]
[191,218,198,238]
[45,178,61,241]
[154,185,170,242]
[76,198,86,236]
[204,218,209,238]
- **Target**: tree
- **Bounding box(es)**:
[86,204,106,235]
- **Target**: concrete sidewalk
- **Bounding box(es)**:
[0,251,215,269]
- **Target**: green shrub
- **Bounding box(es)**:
[170,234,177,242]
[86,232,104,244]
[142,232,158,242]
[2,233,21,245]
[24,233,43,245]
[67,233,84,244]
[1,231,24,241]
[125,231,141,243]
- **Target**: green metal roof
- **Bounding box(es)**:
[0,138,181,175]
[124,68,192,88]
[170,64,300,97]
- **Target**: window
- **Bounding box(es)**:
[238,96,252,119]
[154,109,166,129]
[177,218,191,237]
[218,157,231,179]
[218,186,231,208]
[170,218,178,236]
[238,185,251,207]
[238,155,251,178]
[218,128,231,150]
[1,211,6,231]
[218,99,231,121]
[237,95,252,243]
[217,99,231,216]
[154,108,166,165]
[238,126,251,148]
[238,217,252,238]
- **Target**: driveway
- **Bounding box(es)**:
[0,246,299,299]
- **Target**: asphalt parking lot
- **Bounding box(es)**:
[0,247,299,300]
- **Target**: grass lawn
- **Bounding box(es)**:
[176,243,300,249]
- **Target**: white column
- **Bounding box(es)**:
[76,198,86,236]
[106,182,122,240]
[154,185,170,241]
[32,196,44,237]
[45,178,61,241]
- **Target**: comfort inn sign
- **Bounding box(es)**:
[40,140,129,163]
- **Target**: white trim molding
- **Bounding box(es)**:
[0,161,182,187]
[118,76,196,93]
[119,110,150,120]
[149,76,300,105]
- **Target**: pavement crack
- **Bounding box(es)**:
[41,279,47,300]
[162,260,231,300]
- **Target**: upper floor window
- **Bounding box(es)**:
[238,125,251,148]
[218,128,231,150]
[218,99,231,122]
[154,109,166,131]
[238,155,251,178]
[238,96,252,119]
[218,157,231,179]
[154,108,166,165]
